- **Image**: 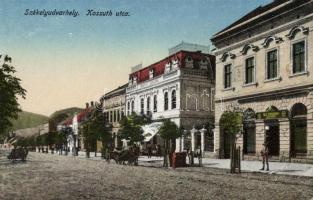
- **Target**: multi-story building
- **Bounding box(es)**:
[126,46,215,153]
[102,84,127,148]
[211,0,313,161]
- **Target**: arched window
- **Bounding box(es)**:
[153,95,157,112]
[127,101,130,116]
[140,98,144,115]
[290,103,307,157]
[113,110,117,122]
[164,92,168,111]
[117,110,120,122]
[171,90,176,109]
[147,97,151,115]
[110,111,113,123]
[131,101,134,114]
[121,109,124,118]
[243,108,256,154]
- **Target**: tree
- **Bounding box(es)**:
[0,55,26,136]
[88,111,111,157]
[219,110,243,173]
[158,119,181,167]
[118,113,145,146]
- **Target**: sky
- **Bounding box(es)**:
[0,0,272,116]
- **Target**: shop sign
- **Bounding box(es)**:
[256,110,289,120]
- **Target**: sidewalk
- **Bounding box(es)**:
[201,158,313,177]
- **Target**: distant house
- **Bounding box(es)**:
[102,84,127,148]
[57,103,93,153]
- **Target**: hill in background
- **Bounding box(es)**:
[10,111,49,131]
[50,107,83,120]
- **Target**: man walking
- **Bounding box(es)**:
[260,143,269,171]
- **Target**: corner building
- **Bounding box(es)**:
[126,50,215,153]
[211,0,313,162]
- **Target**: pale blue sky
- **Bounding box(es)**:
[0,0,272,115]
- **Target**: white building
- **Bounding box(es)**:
[126,49,215,154]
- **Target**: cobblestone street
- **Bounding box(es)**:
[1,150,313,200]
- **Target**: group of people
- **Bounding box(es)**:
[146,143,161,158]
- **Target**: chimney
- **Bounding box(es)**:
[86,102,89,108]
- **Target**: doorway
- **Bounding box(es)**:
[223,131,231,159]
[265,120,280,156]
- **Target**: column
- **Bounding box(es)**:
[307,117,313,160]
[213,124,220,157]
[191,127,196,152]
[175,138,180,152]
[200,128,205,153]
[279,119,290,161]
[181,136,184,151]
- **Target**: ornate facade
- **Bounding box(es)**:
[126,50,215,153]
[211,0,313,161]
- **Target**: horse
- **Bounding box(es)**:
[7,147,28,162]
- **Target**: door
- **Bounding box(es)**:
[265,122,280,156]
[224,131,231,158]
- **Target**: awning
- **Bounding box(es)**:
[142,122,163,142]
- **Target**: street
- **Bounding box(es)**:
[1,150,313,200]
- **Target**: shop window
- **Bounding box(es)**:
[290,103,307,157]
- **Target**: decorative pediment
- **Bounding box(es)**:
[261,36,283,47]
[149,68,154,79]
[220,52,236,62]
[240,44,259,55]
[165,61,171,73]
[286,26,309,39]
[172,58,179,69]
[185,56,193,68]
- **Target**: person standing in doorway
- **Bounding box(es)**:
[260,143,269,171]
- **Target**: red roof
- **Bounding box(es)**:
[60,107,92,126]
[77,107,92,123]
[129,50,214,83]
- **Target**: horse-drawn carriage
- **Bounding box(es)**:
[7,147,28,162]
[106,146,140,165]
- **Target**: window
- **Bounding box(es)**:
[164,92,168,111]
[267,50,278,79]
[140,98,144,114]
[224,64,232,88]
[147,97,151,115]
[292,41,305,74]
[113,110,116,122]
[121,109,124,118]
[117,110,120,122]
[131,101,134,113]
[153,95,157,112]
[171,90,176,109]
[110,111,113,123]
[245,57,255,84]
[127,102,130,116]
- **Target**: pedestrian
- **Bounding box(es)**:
[147,143,152,158]
[260,143,269,171]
